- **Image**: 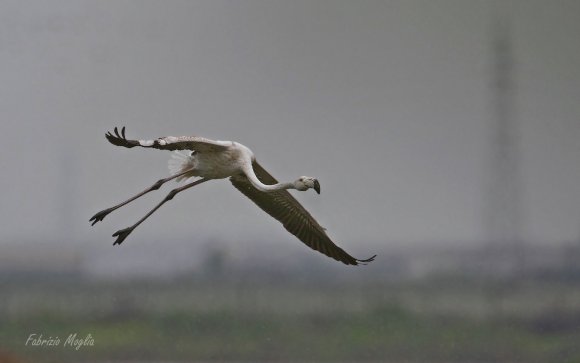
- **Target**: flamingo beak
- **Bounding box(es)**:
[313,179,321,194]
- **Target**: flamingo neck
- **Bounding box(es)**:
[242,164,295,192]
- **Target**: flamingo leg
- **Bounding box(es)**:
[89,169,194,226]
[111,178,209,245]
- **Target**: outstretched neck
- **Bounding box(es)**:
[242,164,295,192]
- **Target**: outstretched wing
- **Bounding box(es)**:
[230,160,376,266]
[105,127,230,153]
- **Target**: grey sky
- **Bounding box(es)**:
[1,0,579,257]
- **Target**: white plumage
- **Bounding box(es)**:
[168,151,195,182]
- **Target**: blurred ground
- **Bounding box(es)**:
[1,258,580,363]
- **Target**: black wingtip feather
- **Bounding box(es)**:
[355,254,377,265]
[105,126,139,148]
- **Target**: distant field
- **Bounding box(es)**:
[1,276,580,362]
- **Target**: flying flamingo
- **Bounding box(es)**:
[90,127,376,266]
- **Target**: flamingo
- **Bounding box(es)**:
[90,127,376,266]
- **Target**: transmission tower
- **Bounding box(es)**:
[484,16,524,276]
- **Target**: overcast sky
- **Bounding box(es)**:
[1,0,579,259]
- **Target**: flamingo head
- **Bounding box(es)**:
[295,176,321,194]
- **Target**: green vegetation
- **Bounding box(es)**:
[1,277,580,362]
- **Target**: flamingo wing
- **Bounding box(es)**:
[105,127,230,153]
[230,160,376,265]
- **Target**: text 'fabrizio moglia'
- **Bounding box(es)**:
[25,333,94,350]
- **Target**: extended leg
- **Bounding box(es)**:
[111,178,209,245]
[89,169,193,226]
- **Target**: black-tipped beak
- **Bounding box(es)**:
[313,179,321,194]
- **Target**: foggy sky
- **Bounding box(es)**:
[1,0,579,258]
